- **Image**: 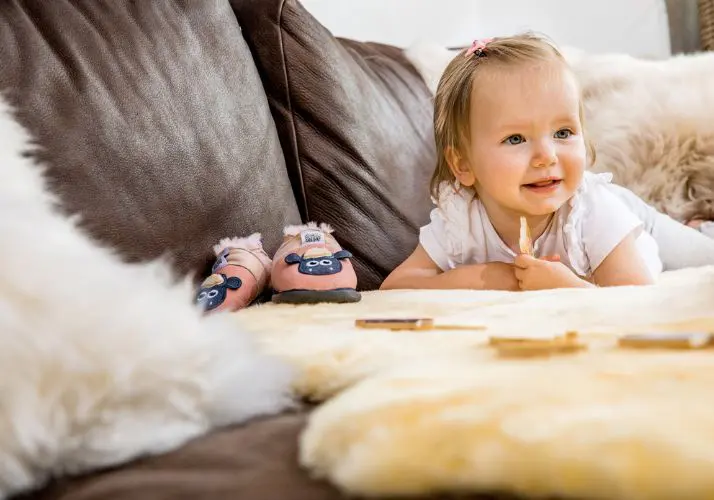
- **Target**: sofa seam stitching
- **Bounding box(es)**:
[278,0,310,221]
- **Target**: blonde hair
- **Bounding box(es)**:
[430,32,595,201]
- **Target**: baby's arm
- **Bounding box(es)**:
[590,229,655,287]
[380,244,519,291]
[579,178,662,287]
[607,182,714,270]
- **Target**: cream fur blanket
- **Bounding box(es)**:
[404,43,714,223]
[0,97,294,498]
[234,266,714,499]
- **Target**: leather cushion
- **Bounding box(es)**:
[231,0,437,290]
[0,0,301,279]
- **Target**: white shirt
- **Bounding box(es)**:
[419,172,663,279]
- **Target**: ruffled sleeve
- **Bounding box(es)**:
[563,172,645,276]
[419,182,473,271]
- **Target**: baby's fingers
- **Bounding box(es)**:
[514,253,537,269]
[514,266,525,281]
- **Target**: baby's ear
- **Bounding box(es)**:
[445,146,476,187]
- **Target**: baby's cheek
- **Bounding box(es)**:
[568,140,588,166]
[562,146,586,176]
[476,148,527,194]
[502,161,530,186]
[563,165,584,194]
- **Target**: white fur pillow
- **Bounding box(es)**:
[0,96,294,499]
[404,42,714,222]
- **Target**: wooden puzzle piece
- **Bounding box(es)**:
[617,332,713,350]
[490,331,586,358]
[355,318,486,332]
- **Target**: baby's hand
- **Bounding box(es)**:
[513,254,591,291]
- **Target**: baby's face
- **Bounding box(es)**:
[458,62,587,217]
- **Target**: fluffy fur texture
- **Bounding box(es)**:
[212,232,264,255]
[0,97,294,499]
[301,354,714,500]
[283,222,334,236]
[404,42,714,222]
[237,266,714,402]
[232,267,714,499]
[212,233,273,270]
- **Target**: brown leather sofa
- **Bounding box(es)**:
[1,0,455,498]
[1,0,436,293]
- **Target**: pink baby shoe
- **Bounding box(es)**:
[195,233,272,312]
[271,222,361,304]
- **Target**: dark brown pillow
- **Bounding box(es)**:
[0,0,301,279]
[231,0,437,290]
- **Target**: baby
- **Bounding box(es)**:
[382,34,714,292]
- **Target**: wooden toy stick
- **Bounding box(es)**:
[617,332,713,349]
[355,318,486,331]
[519,216,534,256]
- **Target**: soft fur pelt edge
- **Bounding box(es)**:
[229,267,714,499]
[0,96,294,499]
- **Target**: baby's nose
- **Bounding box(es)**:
[531,146,557,168]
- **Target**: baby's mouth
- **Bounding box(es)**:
[523,179,562,189]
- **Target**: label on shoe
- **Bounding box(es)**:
[300,230,325,245]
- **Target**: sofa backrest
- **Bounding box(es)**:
[232,0,437,290]
[0,0,438,291]
[0,0,301,280]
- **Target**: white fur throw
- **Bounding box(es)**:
[232,267,714,499]
[0,97,294,499]
[404,42,714,223]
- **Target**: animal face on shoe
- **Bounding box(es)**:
[196,273,242,311]
[285,249,352,276]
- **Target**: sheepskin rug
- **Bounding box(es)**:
[404,42,714,223]
[0,96,294,499]
[232,266,714,500]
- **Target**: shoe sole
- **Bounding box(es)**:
[271,288,362,304]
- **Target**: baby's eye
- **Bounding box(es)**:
[554,129,573,139]
[505,134,525,145]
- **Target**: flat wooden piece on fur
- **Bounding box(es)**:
[492,332,587,358]
[617,331,713,349]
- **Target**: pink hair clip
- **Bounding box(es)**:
[465,37,494,58]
